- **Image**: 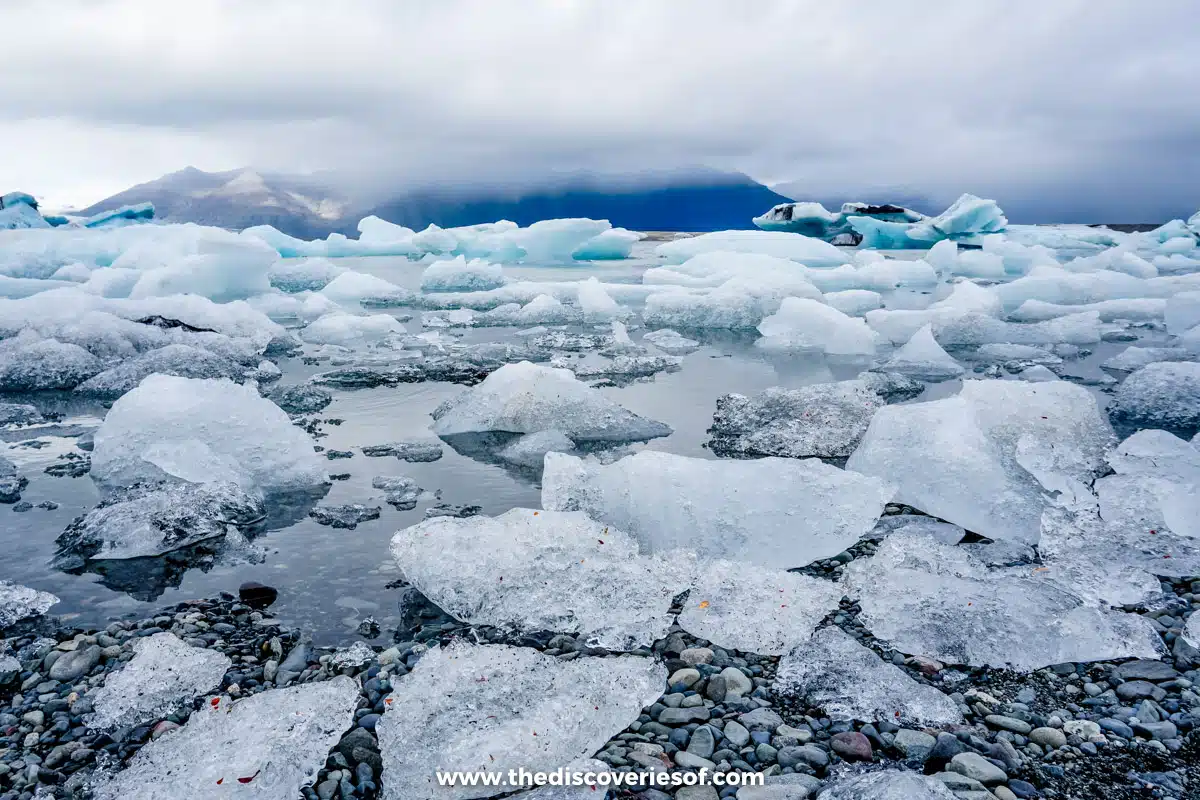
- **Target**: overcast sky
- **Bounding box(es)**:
[2,0,1197,221]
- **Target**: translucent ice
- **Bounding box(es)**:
[816,770,958,800]
[707,381,884,459]
[0,332,103,391]
[89,632,230,730]
[91,676,359,800]
[676,561,843,655]
[0,580,59,628]
[301,312,405,346]
[377,642,665,800]
[824,289,883,316]
[842,533,1163,671]
[935,311,1103,347]
[391,509,692,649]
[496,430,576,468]
[1165,290,1200,334]
[91,375,327,494]
[74,344,246,399]
[882,324,963,381]
[431,361,671,443]
[1010,298,1167,323]
[321,270,410,304]
[421,256,505,293]
[1185,611,1199,648]
[756,297,877,356]
[775,626,962,726]
[570,227,642,260]
[268,257,345,293]
[656,230,848,268]
[642,328,699,353]
[1101,346,1193,372]
[575,277,625,322]
[542,450,894,568]
[1108,362,1200,438]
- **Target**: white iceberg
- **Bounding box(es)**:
[656,230,848,268]
[882,324,963,381]
[421,256,505,293]
[301,312,405,346]
[756,297,877,356]
[1108,361,1200,438]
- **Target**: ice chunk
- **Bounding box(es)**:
[1165,290,1200,334]
[421,256,505,293]
[776,627,962,726]
[55,481,266,562]
[89,632,230,730]
[91,676,359,800]
[882,324,963,381]
[844,532,1162,670]
[676,561,843,655]
[377,642,665,800]
[919,194,1009,239]
[371,475,424,510]
[91,375,327,494]
[268,257,345,293]
[392,509,692,649]
[866,515,966,545]
[823,289,882,316]
[357,215,417,244]
[936,311,1103,347]
[816,770,958,800]
[568,353,682,382]
[971,343,1061,366]
[1108,362,1200,438]
[321,270,410,304]
[301,312,405,346]
[1101,346,1193,372]
[1019,364,1059,382]
[1185,611,1200,648]
[1108,429,1200,480]
[656,230,848,268]
[515,294,579,325]
[496,430,576,468]
[707,381,884,459]
[362,441,445,462]
[642,328,699,353]
[0,401,43,427]
[0,333,103,391]
[570,227,642,260]
[74,344,245,399]
[575,277,625,321]
[1010,298,1167,323]
[542,451,894,568]
[756,297,876,356]
[431,361,671,443]
[268,384,333,415]
[0,580,59,628]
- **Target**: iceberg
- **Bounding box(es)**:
[421,256,506,293]
[881,324,963,381]
[642,328,699,353]
[268,257,345,293]
[935,311,1103,347]
[495,429,576,468]
[823,289,882,315]
[391,509,692,649]
[376,642,665,800]
[676,561,843,655]
[89,632,230,730]
[1108,361,1200,438]
[91,374,327,494]
[707,380,884,459]
[91,677,360,800]
[1101,346,1193,374]
[300,311,405,346]
[321,270,411,305]
[114,226,277,302]
[570,227,642,260]
[83,202,155,228]
[542,450,894,567]
[754,201,925,241]
[842,532,1163,671]
[431,361,672,443]
[0,332,103,391]
[847,194,1007,249]
[756,297,877,356]
[656,230,848,268]
[1165,290,1200,334]
[575,276,625,321]
[74,344,246,399]
[0,580,59,629]
[775,626,962,726]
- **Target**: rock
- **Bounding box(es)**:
[22,709,45,726]
[785,745,829,769]
[723,720,750,748]
[1062,720,1101,738]
[721,667,754,697]
[1117,680,1165,702]
[680,647,714,666]
[1099,718,1135,739]
[739,708,784,731]
[676,786,718,800]
[1131,720,1177,740]
[238,582,279,609]
[1114,660,1179,682]
[704,675,727,703]
[687,726,716,759]
[949,752,1007,785]
[48,645,101,682]
[660,707,710,725]
[1028,727,1066,749]
[1008,779,1040,798]
[894,729,937,762]
[830,731,872,761]
[675,751,716,770]
[985,715,1032,735]
[669,667,702,689]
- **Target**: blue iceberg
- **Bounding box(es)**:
[754,201,925,242]
[847,193,1009,249]
[83,202,155,228]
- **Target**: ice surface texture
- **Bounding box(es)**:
[1108,361,1200,439]
[74,343,246,398]
[89,632,231,730]
[421,256,505,293]
[676,561,843,655]
[756,297,877,356]
[816,770,958,800]
[656,230,848,268]
[882,324,963,381]
[708,381,884,459]
[91,374,326,494]
[378,642,665,800]
[0,580,59,629]
[432,361,671,443]
[0,333,102,391]
[391,509,691,650]
[776,627,962,726]
[842,533,1163,671]
[542,451,893,568]
[91,676,359,800]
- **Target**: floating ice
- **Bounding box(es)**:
[823,289,883,316]
[776,626,962,726]
[1019,364,1059,382]
[543,450,893,568]
[842,533,1163,671]
[268,257,345,293]
[89,632,231,730]
[321,270,410,305]
[91,375,327,494]
[362,441,444,462]
[0,332,103,391]
[1012,298,1168,324]
[756,297,876,356]
[377,642,665,800]
[1108,361,1200,438]
[0,402,42,427]
[421,256,505,293]
[392,509,692,649]
[74,344,246,399]
[301,312,405,346]
[0,192,49,229]
[55,481,266,562]
[330,641,377,669]
[91,676,359,800]
[753,201,924,240]
[1165,290,1200,334]
[882,324,963,381]
[371,476,424,509]
[496,430,576,468]
[707,381,884,459]
[567,353,682,382]
[575,277,625,322]
[0,580,59,629]
[1101,346,1193,372]
[816,770,958,800]
[268,384,333,415]
[935,311,1103,347]
[1107,428,1200,480]
[656,230,848,268]
[432,362,671,443]
[849,195,1007,249]
[642,328,699,353]
[677,561,843,655]
[570,227,642,260]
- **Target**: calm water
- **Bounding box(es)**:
[0,245,1156,644]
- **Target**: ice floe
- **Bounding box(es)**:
[0,580,59,629]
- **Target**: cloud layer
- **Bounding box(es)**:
[2,0,1197,220]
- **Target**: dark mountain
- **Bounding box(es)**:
[81,168,791,235]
